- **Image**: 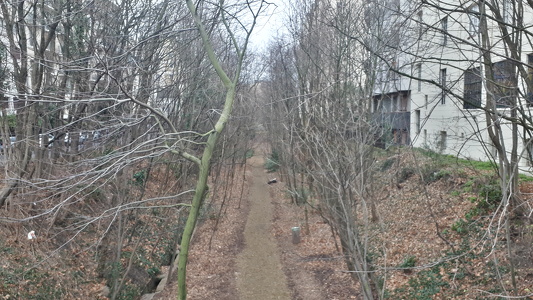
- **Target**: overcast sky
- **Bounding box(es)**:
[249,0,289,51]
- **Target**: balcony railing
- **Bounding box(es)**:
[373,111,410,130]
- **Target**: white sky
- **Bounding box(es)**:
[249,0,289,52]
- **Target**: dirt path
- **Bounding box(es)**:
[153,147,356,300]
[235,154,291,300]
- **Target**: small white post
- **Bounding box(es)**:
[291,227,301,244]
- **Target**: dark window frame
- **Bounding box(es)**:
[492,59,516,108]
[440,68,447,104]
[464,66,482,109]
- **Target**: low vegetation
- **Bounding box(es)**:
[370,148,533,299]
[1,146,532,299]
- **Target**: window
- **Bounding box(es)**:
[440,68,447,104]
[502,0,512,24]
[416,63,422,92]
[373,97,383,112]
[526,139,533,166]
[464,60,516,108]
[527,54,533,105]
[441,17,448,46]
[439,131,447,151]
[464,66,482,109]
[425,94,428,109]
[401,130,409,145]
[415,110,421,134]
[418,10,424,37]
[399,94,408,111]
[383,96,392,112]
[468,5,479,35]
[492,59,516,107]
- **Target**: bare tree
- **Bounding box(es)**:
[347,0,533,297]
[0,0,266,298]
[261,1,388,298]
[261,0,533,299]
[177,1,267,299]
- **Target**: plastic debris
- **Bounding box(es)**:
[267,178,277,184]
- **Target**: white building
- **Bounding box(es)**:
[373,0,533,172]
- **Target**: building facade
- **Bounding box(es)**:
[373,0,533,172]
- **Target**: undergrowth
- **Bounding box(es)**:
[264,150,281,173]
[387,265,449,299]
[377,146,527,299]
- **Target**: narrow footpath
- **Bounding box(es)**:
[153,146,356,299]
[235,154,291,300]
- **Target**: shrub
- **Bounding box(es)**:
[519,173,533,182]
[245,149,254,158]
[478,181,502,204]
[399,255,417,269]
[450,190,460,196]
[421,167,451,184]
[264,150,280,173]
[380,158,396,171]
[406,268,449,300]
[451,219,468,234]
[133,169,147,186]
[388,266,449,299]
[398,167,415,183]
[465,207,482,220]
